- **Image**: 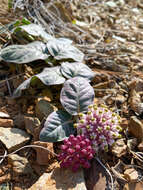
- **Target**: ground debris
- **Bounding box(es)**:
[2,0,143,189]
[112,139,127,157]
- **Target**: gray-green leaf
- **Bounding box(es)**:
[0,41,49,64]
[13,78,31,97]
[60,77,95,115]
[19,24,54,41]
[13,66,65,97]
[46,39,84,62]
[39,110,75,142]
[35,66,65,86]
[61,62,95,81]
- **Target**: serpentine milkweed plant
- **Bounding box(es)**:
[1,23,122,171]
[39,75,122,171]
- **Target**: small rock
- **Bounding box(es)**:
[0,112,10,118]
[138,141,143,151]
[0,127,30,152]
[29,165,86,190]
[132,8,140,14]
[33,141,55,165]
[117,0,125,6]
[112,139,127,157]
[35,98,57,120]
[0,118,13,127]
[24,116,40,136]
[106,1,117,9]
[128,116,143,140]
[8,154,33,175]
[124,168,138,183]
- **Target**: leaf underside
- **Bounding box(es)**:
[60,77,95,115]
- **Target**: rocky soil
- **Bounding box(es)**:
[1,0,143,189]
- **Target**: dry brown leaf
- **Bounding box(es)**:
[85,160,108,190]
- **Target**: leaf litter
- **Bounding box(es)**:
[1,0,143,189]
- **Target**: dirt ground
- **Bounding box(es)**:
[1,0,143,190]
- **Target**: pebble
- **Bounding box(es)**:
[0,112,10,118]
[33,141,55,165]
[128,116,143,140]
[106,1,117,9]
[0,118,13,127]
[124,168,138,183]
[29,166,86,190]
[112,139,127,157]
[0,127,30,152]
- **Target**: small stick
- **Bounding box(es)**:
[6,78,12,96]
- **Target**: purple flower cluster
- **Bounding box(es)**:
[74,104,122,152]
[58,134,95,172]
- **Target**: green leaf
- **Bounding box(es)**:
[8,0,13,8]
[39,110,75,142]
[1,41,49,64]
[61,62,95,81]
[46,38,84,62]
[21,18,31,25]
[60,77,95,115]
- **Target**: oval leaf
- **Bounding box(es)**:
[46,39,84,62]
[39,110,75,142]
[1,41,49,64]
[61,62,95,81]
[60,77,95,115]
[35,66,65,86]
[13,66,65,97]
[19,24,54,41]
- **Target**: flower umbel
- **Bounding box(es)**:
[76,104,122,152]
[58,135,95,172]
